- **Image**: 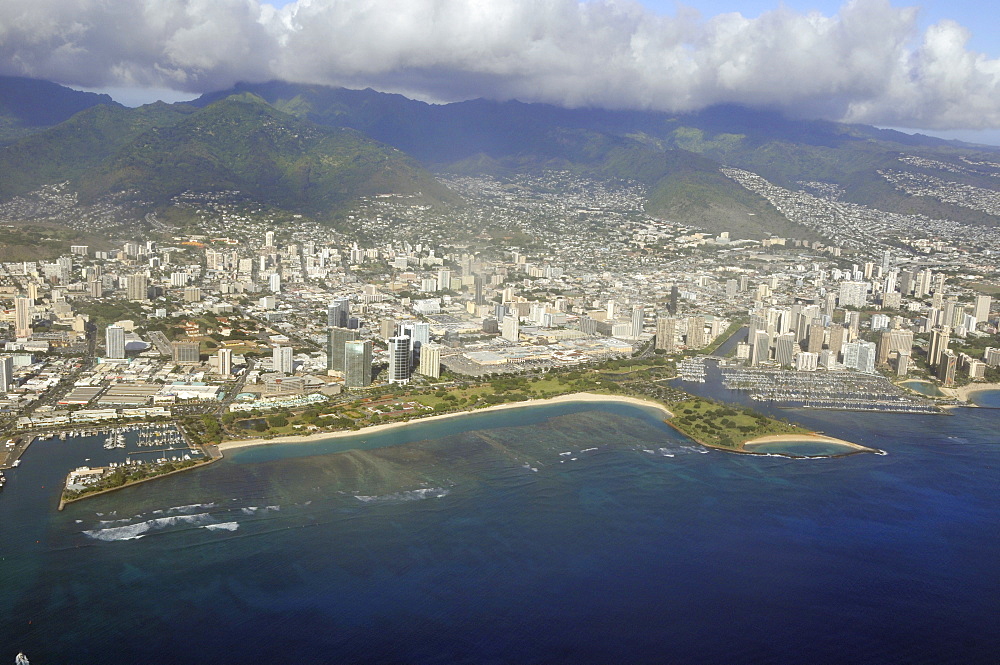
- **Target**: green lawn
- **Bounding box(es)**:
[666,398,803,449]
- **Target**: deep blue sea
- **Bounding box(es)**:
[2,393,999,664]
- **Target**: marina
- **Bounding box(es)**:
[718,365,943,413]
[677,356,708,383]
[1,423,207,504]
[58,423,212,508]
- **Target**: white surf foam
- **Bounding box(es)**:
[203,522,239,532]
[83,513,215,542]
[355,488,450,504]
[97,517,134,526]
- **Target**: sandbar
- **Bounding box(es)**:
[217,392,672,453]
[742,433,877,453]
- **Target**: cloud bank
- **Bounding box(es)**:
[1,0,998,129]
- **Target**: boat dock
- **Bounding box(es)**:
[0,435,32,471]
[719,367,944,413]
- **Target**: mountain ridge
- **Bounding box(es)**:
[0,76,121,144]
[190,80,1000,234]
[0,92,457,217]
[3,76,1000,240]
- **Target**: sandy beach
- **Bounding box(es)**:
[217,392,672,452]
[951,382,1000,403]
[742,433,876,452]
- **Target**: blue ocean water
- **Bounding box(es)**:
[1,398,999,664]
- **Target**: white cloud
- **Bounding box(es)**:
[1,0,998,129]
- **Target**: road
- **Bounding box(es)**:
[148,330,173,356]
[216,358,256,415]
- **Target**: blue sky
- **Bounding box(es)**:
[4,0,1000,142]
[650,0,992,52]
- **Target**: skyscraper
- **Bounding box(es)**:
[843,341,876,373]
[327,327,357,372]
[938,349,958,386]
[344,340,373,388]
[857,341,877,373]
[827,324,847,360]
[327,298,351,328]
[686,316,705,348]
[655,316,677,352]
[380,317,397,340]
[807,320,825,354]
[795,352,818,372]
[473,275,485,305]
[974,295,992,326]
[751,330,771,365]
[0,355,13,394]
[171,341,200,363]
[501,316,520,343]
[929,327,951,368]
[915,269,933,297]
[105,324,126,359]
[14,295,31,339]
[933,272,946,295]
[881,249,892,271]
[775,333,797,367]
[400,322,430,364]
[273,345,294,374]
[217,348,233,377]
[883,269,898,295]
[838,281,867,309]
[127,274,149,302]
[417,342,442,379]
[387,336,411,384]
[630,305,644,338]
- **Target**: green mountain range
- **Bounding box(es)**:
[0,76,119,144]
[3,76,1000,239]
[0,89,454,215]
[191,81,1000,234]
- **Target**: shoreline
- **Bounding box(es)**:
[742,433,878,453]
[216,392,673,452]
[57,456,219,510]
[950,382,1000,403]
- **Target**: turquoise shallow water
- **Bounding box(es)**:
[970,387,1000,408]
[899,380,946,396]
[1,397,999,664]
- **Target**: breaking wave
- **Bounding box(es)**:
[83,513,215,542]
[355,488,450,504]
[240,505,280,515]
[152,503,218,515]
[203,522,240,532]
